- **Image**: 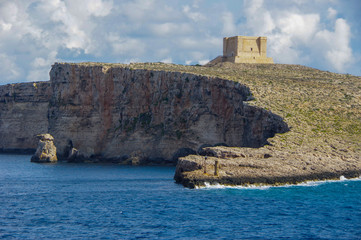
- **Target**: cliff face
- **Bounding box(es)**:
[0,82,51,153]
[48,63,288,162]
[0,62,288,163]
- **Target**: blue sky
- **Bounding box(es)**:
[0,0,360,84]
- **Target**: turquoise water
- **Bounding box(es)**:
[0,154,360,239]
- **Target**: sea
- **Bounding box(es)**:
[0,154,360,240]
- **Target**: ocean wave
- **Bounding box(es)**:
[197,175,361,190]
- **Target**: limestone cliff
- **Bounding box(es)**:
[0,62,288,163]
[48,63,288,163]
[0,82,51,153]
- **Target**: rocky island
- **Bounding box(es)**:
[0,61,360,188]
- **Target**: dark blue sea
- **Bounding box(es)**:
[0,154,360,240]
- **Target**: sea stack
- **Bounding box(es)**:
[31,134,58,163]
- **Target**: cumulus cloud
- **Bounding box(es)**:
[0,2,18,31]
[243,0,354,72]
[327,7,337,19]
[221,11,237,36]
[0,0,359,84]
[277,13,320,44]
[28,51,58,82]
[243,0,275,34]
[315,18,353,72]
[0,0,114,83]
[0,54,22,82]
[161,57,172,63]
[35,0,113,51]
[183,5,205,22]
[107,33,146,57]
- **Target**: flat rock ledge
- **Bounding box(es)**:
[174,146,361,188]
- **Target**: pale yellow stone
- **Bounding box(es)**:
[208,36,274,64]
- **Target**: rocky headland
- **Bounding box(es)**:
[173,62,361,187]
[1,62,360,187]
[0,62,287,164]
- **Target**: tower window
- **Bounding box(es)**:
[251,48,253,51]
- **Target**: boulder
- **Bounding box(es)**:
[31,134,57,163]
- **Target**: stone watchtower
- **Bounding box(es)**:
[208,36,274,64]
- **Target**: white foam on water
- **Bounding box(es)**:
[196,175,361,190]
[196,182,271,190]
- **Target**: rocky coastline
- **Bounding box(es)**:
[0,62,288,165]
[174,146,361,188]
[1,62,360,187]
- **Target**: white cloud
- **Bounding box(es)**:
[161,57,172,63]
[221,11,236,36]
[243,0,354,72]
[83,0,113,17]
[183,5,205,22]
[0,0,115,83]
[0,54,21,82]
[277,13,320,43]
[327,7,337,19]
[149,22,192,36]
[198,59,209,65]
[28,51,58,82]
[315,18,353,72]
[35,0,113,52]
[121,0,155,21]
[178,37,198,49]
[243,0,275,34]
[107,33,146,57]
[0,2,18,24]
[0,0,359,85]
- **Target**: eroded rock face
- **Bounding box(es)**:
[31,134,57,163]
[48,63,288,162]
[0,62,288,163]
[0,82,51,153]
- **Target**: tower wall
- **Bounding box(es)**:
[222,36,273,64]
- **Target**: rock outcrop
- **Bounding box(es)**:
[0,62,288,163]
[174,146,361,188]
[31,134,57,163]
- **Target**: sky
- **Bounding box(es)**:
[0,0,360,84]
